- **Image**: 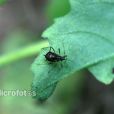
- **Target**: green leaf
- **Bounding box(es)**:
[0,0,6,5]
[89,59,114,84]
[32,0,114,100]
[46,0,70,21]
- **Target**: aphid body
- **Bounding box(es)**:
[44,47,67,63]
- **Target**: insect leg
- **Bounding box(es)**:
[41,47,49,52]
[62,41,66,56]
[58,48,61,55]
[50,47,55,53]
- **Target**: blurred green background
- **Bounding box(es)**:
[0,0,114,114]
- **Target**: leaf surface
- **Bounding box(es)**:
[32,0,114,100]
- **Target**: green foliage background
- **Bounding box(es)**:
[1,0,114,114]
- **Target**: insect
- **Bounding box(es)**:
[44,47,67,63]
[38,45,73,73]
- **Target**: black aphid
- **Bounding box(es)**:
[44,47,67,63]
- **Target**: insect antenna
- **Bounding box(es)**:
[62,41,66,56]
[61,41,74,64]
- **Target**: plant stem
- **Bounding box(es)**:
[0,40,49,67]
